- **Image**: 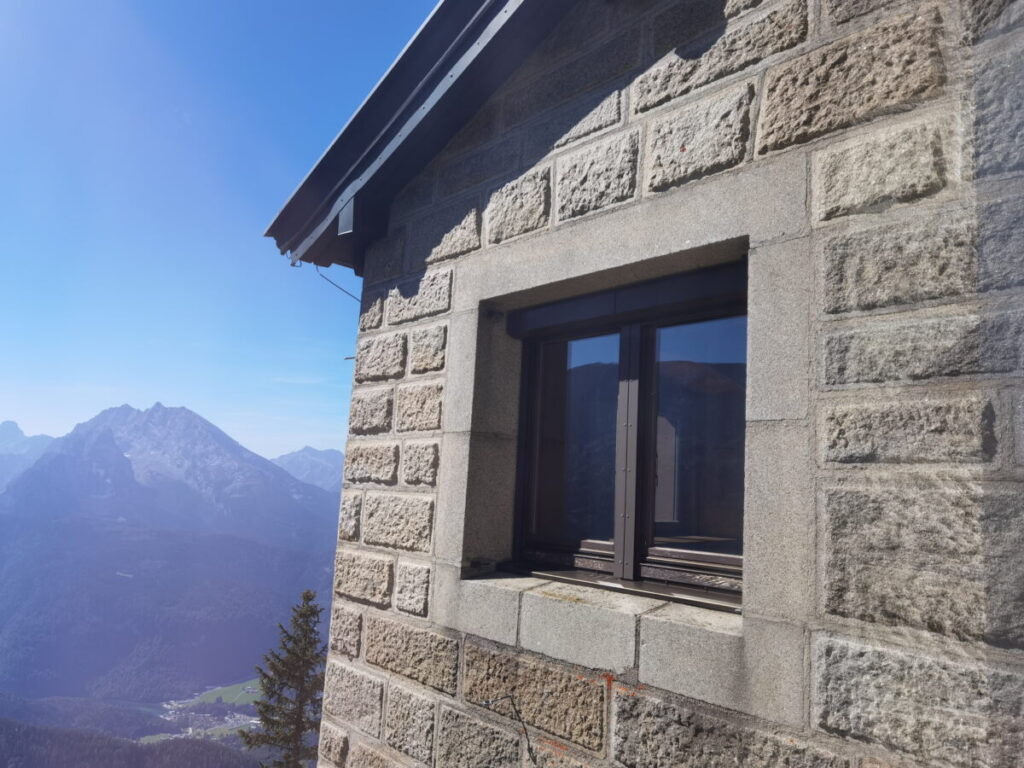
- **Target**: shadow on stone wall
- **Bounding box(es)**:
[362,0,734,308]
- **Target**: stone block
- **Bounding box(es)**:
[825,0,890,23]
[814,121,947,221]
[758,8,943,153]
[436,707,520,768]
[646,83,752,193]
[535,0,612,59]
[747,238,810,421]
[364,614,459,693]
[986,486,1024,647]
[535,749,588,768]
[638,603,742,699]
[338,493,361,542]
[432,569,549,645]
[444,101,500,157]
[821,213,977,313]
[363,493,433,552]
[639,606,805,726]
[401,441,439,486]
[391,168,435,222]
[409,324,446,374]
[329,602,361,658]
[384,683,435,763]
[524,90,621,158]
[333,549,393,607]
[454,152,808,304]
[633,0,806,113]
[437,138,519,198]
[347,743,402,768]
[964,0,1024,41]
[824,313,1022,385]
[823,396,997,464]
[363,231,405,285]
[396,383,444,432]
[726,0,765,15]
[614,688,851,767]
[428,207,480,263]
[360,294,383,331]
[349,389,393,435]
[557,131,639,220]
[974,46,1024,177]
[486,167,551,244]
[354,333,407,382]
[979,196,1024,293]
[387,270,452,326]
[318,721,348,766]
[394,562,430,616]
[520,582,664,672]
[652,0,733,56]
[505,31,640,126]
[407,202,481,270]
[824,483,1024,644]
[1018,397,1024,467]
[323,661,384,737]
[742,422,814,620]
[344,443,399,485]
[813,635,1024,767]
[464,643,605,750]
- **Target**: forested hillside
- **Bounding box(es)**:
[0,718,259,768]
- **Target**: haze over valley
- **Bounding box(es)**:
[0,404,344,759]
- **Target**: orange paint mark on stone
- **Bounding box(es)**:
[540,739,569,752]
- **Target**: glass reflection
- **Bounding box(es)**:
[533,333,619,548]
[651,316,746,555]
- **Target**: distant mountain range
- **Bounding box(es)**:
[0,404,339,703]
[272,446,344,493]
[0,421,53,492]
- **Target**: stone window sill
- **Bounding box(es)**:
[434,567,805,726]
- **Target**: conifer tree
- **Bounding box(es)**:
[240,590,326,768]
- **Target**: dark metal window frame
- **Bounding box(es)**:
[506,260,747,609]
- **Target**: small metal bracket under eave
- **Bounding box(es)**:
[289,196,359,269]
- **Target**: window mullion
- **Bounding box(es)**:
[614,324,641,580]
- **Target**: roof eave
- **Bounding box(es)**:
[265,0,577,272]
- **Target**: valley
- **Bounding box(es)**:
[0,405,342,761]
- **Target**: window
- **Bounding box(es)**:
[508,261,747,608]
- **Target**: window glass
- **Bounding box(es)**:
[650,315,746,555]
[532,333,619,548]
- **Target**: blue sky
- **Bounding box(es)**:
[0,0,437,457]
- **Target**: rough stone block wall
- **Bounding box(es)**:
[319,0,1024,765]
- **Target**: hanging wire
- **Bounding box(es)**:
[314,264,360,303]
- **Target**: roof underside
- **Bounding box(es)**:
[265,0,577,273]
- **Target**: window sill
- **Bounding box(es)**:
[434,565,802,725]
[519,581,667,672]
[501,562,742,613]
[639,602,806,728]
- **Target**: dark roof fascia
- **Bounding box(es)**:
[266,0,577,272]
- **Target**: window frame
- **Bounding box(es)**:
[507,260,748,608]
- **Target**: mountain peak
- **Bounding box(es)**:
[3,403,335,548]
[0,421,25,442]
[272,446,344,493]
[0,421,53,454]
[0,422,56,491]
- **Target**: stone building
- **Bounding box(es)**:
[266,0,1024,765]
